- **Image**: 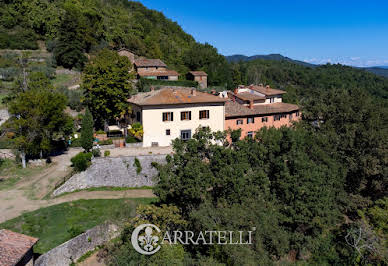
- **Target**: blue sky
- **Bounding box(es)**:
[138,0,388,67]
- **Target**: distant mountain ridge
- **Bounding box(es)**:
[226,54,315,67]
[226,54,388,78]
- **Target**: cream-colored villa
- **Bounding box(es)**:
[127,87,226,147]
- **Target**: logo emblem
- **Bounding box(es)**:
[131,224,161,255]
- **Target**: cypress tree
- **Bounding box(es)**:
[81,108,94,152]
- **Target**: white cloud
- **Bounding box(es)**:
[302,57,388,67]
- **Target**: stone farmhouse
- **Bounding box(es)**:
[127,87,226,147]
[117,48,206,85]
[134,59,179,81]
[224,84,300,139]
[187,71,208,89]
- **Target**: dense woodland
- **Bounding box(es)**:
[0,0,387,265]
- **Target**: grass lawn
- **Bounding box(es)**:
[52,73,79,88]
[0,198,156,254]
[0,158,47,190]
[54,186,154,198]
[52,73,73,87]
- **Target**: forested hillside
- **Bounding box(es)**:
[227,53,388,79]
[230,59,388,102]
[0,0,231,86]
[226,53,316,67]
[1,0,388,94]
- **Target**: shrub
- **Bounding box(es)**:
[128,123,143,139]
[0,136,13,149]
[57,86,83,111]
[70,152,92,172]
[45,39,57,52]
[104,150,110,157]
[29,64,56,80]
[95,130,106,135]
[134,157,142,174]
[99,139,113,145]
[92,148,101,158]
[0,27,38,50]
[125,135,139,143]
[0,67,19,81]
[69,138,82,147]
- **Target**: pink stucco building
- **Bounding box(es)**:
[225,84,300,139]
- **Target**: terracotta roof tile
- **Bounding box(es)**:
[225,100,299,118]
[189,71,207,76]
[137,69,179,77]
[248,85,287,96]
[134,59,167,67]
[0,229,38,266]
[229,92,266,102]
[128,88,226,106]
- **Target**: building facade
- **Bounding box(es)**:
[225,84,300,139]
[187,71,208,89]
[128,88,226,147]
[134,59,179,80]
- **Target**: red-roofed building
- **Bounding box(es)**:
[225,84,300,139]
[0,229,38,266]
[134,59,179,80]
[127,87,226,147]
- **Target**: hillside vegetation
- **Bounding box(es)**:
[230,59,388,102]
[0,0,231,86]
[227,54,388,79]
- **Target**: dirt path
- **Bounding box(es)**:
[78,251,105,266]
[0,147,163,224]
[0,189,155,223]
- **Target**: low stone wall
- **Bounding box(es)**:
[53,154,166,196]
[35,223,120,266]
[99,144,115,150]
[125,142,142,148]
[0,149,15,159]
[28,159,46,167]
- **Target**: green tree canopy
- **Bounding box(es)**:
[4,72,73,167]
[54,2,87,70]
[83,49,134,129]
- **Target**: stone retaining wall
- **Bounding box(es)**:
[125,142,142,148]
[53,154,166,196]
[35,223,120,266]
